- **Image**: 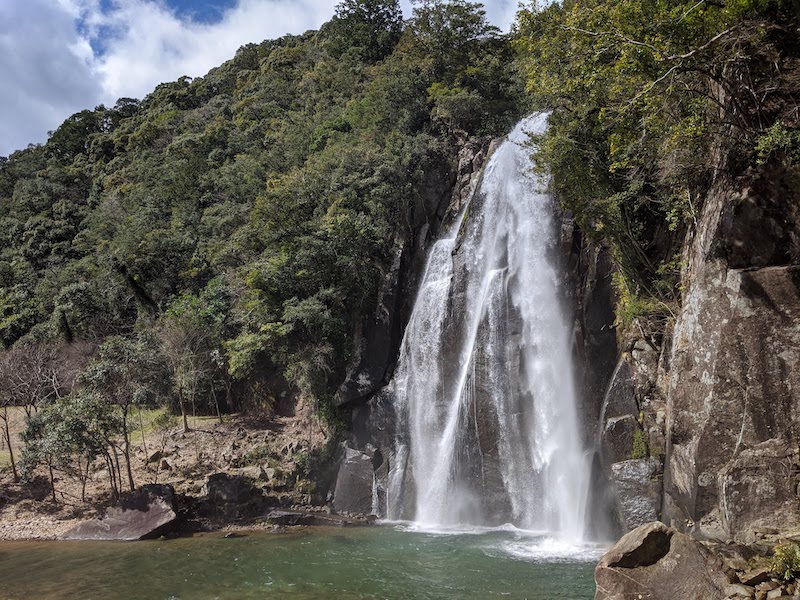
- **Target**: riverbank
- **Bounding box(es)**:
[0,399,338,541]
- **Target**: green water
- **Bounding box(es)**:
[0,525,600,599]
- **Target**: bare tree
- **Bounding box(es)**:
[0,342,87,483]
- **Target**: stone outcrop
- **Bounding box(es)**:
[198,473,269,520]
[60,484,179,541]
[597,340,667,533]
[266,509,375,527]
[595,521,728,600]
[332,447,375,515]
[609,459,662,531]
[663,166,800,542]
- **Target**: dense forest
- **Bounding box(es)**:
[1,0,797,501]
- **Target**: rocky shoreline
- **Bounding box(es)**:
[596,522,800,600]
[0,482,376,543]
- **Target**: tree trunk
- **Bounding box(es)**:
[179,391,189,433]
[1,407,18,483]
[122,407,135,492]
[212,386,223,425]
[138,407,148,462]
[81,458,90,502]
[104,451,118,499]
[48,461,56,503]
[111,444,123,498]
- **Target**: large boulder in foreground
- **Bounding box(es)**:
[595,522,727,600]
[60,484,178,541]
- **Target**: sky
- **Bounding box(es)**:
[0,0,521,157]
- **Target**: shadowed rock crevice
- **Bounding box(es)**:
[606,525,673,568]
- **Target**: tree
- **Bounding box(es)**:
[159,279,231,429]
[324,0,403,62]
[21,392,122,502]
[405,0,499,80]
[79,334,170,491]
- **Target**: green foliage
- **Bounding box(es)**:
[757,122,800,165]
[515,0,800,325]
[21,392,122,496]
[0,4,522,424]
[151,409,176,432]
[80,333,170,410]
[631,426,648,460]
[771,542,800,581]
[324,0,403,62]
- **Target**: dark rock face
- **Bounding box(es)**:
[571,242,619,441]
[332,447,375,515]
[595,522,728,600]
[663,167,800,542]
[60,484,179,541]
[336,139,492,408]
[199,473,268,520]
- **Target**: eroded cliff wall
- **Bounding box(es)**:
[662,164,800,542]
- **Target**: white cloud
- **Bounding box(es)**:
[483,1,521,33]
[1,0,339,156]
[88,0,341,101]
[0,0,519,157]
[0,0,104,156]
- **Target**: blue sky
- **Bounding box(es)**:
[0,1,520,157]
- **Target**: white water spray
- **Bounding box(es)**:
[388,113,591,542]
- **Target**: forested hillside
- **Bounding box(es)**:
[0,0,521,477]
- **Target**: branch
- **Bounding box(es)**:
[560,25,662,56]
[665,27,738,61]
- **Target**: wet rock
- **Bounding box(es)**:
[60,484,179,541]
[601,360,638,425]
[266,510,375,527]
[610,458,662,531]
[333,448,374,515]
[602,415,638,466]
[595,522,728,600]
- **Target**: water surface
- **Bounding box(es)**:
[0,525,600,599]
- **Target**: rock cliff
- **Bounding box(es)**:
[662,163,800,543]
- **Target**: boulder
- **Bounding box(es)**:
[60,484,179,541]
[333,447,374,515]
[266,509,375,527]
[595,522,728,600]
[610,458,662,531]
[200,473,267,520]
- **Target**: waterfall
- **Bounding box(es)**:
[388,113,591,542]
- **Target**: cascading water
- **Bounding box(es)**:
[388,113,591,543]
